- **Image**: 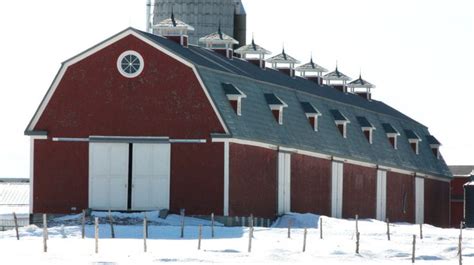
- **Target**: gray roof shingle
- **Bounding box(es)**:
[134,29,452,179]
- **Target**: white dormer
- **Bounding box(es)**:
[405,130,422,155]
[356,116,376,144]
[382,123,400,149]
[300,102,322,131]
[222,83,247,116]
[265,93,288,125]
[331,110,350,138]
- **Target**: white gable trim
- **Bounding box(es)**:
[26,28,229,134]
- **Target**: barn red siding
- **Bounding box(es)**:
[386,171,415,223]
[34,34,225,138]
[342,163,377,219]
[34,140,88,214]
[170,142,224,215]
[229,143,277,218]
[424,178,450,227]
[451,201,463,228]
[290,154,331,215]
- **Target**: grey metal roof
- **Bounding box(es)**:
[41,28,450,179]
[235,39,271,55]
[348,75,375,88]
[222,83,243,96]
[449,166,474,176]
[300,102,320,115]
[405,130,421,140]
[266,49,300,64]
[356,116,374,128]
[426,135,441,145]
[330,110,349,122]
[382,123,399,134]
[295,58,328,73]
[324,67,352,81]
[265,93,286,106]
[199,25,238,44]
[0,183,29,205]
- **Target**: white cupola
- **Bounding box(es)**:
[234,37,271,69]
[199,24,239,59]
[153,11,195,47]
[266,48,300,77]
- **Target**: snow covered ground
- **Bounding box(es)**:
[0,212,472,264]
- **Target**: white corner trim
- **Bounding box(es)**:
[26,29,230,135]
[211,137,278,150]
[223,141,229,216]
[29,137,34,214]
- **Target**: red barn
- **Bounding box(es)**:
[449,165,474,227]
[25,17,452,227]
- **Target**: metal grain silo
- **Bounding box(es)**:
[152,0,246,46]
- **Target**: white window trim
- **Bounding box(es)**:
[430,144,441,159]
[116,50,144,78]
[269,105,286,125]
[386,133,398,149]
[362,127,374,144]
[335,120,349,138]
[306,113,322,131]
[409,139,420,155]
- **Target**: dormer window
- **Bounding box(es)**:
[426,135,441,159]
[405,130,422,155]
[382,123,400,149]
[265,93,288,125]
[300,102,322,131]
[330,110,350,138]
[222,83,246,116]
[356,117,375,144]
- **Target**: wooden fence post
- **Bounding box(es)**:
[211,213,215,238]
[13,212,19,240]
[287,220,291,239]
[303,228,307,252]
[81,209,86,239]
[180,209,185,238]
[108,210,115,238]
[419,223,423,240]
[459,221,463,265]
[355,232,360,254]
[248,226,253,253]
[319,217,323,239]
[198,224,202,250]
[386,218,391,241]
[412,234,416,263]
[43,214,47,253]
[355,214,359,235]
[95,217,99,254]
[143,216,147,253]
[249,214,254,238]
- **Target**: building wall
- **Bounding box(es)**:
[425,178,450,227]
[229,143,277,218]
[386,171,415,223]
[34,140,88,213]
[170,142,224,215]
[31,34,226,214]
[290,153,331,216]
[451,201,464,228]
[34,34,225,139]
[450,177,470,227]
[342,163,377,219]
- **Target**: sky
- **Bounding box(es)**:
[0,0,473,178]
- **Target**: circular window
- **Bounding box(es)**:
[117,50,144,78]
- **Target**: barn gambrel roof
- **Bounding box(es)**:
[25,28,452,179]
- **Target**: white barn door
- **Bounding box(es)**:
[415,177,424,224]
[89,143,129,210]
[132,143,171,210]
[376,170,387,221]
[277,152,291,214]
[331,161,343,218]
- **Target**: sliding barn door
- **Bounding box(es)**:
[331,161,343,218]
[89,143,129,210]
[132,143,171,210]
